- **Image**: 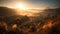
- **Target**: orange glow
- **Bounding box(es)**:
[13,3,28,10]
[43,21,53,29]
[7,3,45,16]
[16,10,34,16]
[12,24,17,29]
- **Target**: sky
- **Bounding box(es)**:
[0,0,60,16]
[0,0,60,9]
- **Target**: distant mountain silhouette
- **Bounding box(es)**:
[0,7,17,16]
[43,7,60,14]
[38,7,60,17]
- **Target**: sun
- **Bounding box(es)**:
[17,4,26,9]
[14,4,27,10]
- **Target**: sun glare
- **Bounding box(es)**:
[14,4,28,10]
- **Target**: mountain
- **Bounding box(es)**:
[0,7,17,16]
